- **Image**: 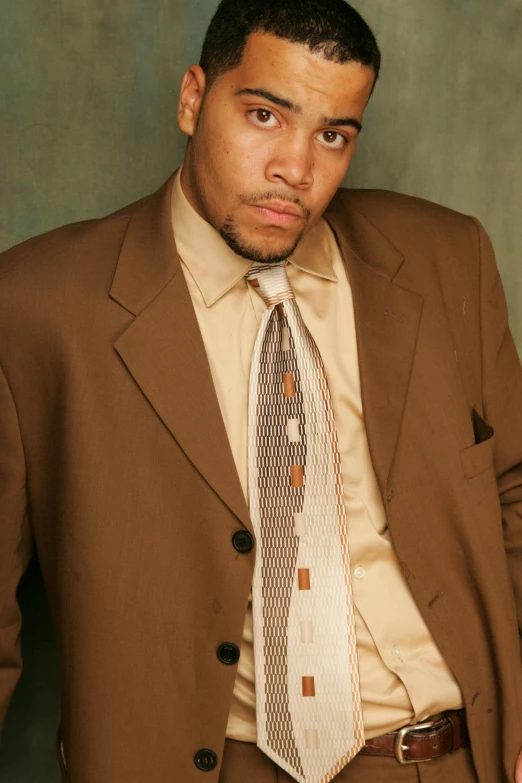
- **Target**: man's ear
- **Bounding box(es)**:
[177,65,207,137]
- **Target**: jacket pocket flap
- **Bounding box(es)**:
[460,408,495,479]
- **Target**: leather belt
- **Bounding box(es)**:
[358,709,469,765]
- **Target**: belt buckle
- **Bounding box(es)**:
[394,720,437,765]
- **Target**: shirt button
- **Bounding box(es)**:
[354,566,366,580]
[232,530,254,554]
[194,749,218,771]
[393,646,402,659]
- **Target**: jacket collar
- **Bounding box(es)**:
[110,170,421,530]
[110,168,406,317]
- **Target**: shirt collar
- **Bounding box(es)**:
[171,166,338,307]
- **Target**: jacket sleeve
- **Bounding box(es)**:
[475,218,522,645]
[0,362,33,736]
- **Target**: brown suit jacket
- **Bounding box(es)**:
[1,171,522,782]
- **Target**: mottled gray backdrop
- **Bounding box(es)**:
[0,1,521,780]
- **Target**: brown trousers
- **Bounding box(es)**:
[219,739,479,783]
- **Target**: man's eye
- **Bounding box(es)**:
[318,131,348,150]
[249,109,279,128]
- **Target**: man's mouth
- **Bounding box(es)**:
[250,203,304,227]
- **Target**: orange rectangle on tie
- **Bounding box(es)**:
[291,465,304,487]
[277,303,285,317]
[283,373,295,398]
[302,676,315,697]
[298,568,311,590]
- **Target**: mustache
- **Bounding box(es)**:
[240,192,311,220]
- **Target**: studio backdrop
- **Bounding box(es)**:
[0,0,521,780]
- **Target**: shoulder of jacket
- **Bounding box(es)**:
[0,193,150,283]
[333,187,479,241]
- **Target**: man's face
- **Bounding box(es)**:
[178,32,375,264]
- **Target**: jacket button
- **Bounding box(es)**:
[217,642,240,665]
[232,530,254,553]
[194,748,218,772]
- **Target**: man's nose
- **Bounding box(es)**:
[265,133,314,190]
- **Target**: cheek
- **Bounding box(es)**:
[222,139,270,190]
[205,122,259,174]
[312,154,351,192]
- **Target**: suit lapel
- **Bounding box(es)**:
[110,173,252,532]
[109,174,423,528]
[325,198,424,499]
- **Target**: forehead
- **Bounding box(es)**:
[226,31,375,107]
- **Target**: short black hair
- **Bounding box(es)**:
[199,0,381,94]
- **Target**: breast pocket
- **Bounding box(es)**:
[459,407,495,479]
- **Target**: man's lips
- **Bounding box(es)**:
[250,203,304,227]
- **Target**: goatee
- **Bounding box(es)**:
[219,216,305,265]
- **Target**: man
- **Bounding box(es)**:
[1,0,522,780]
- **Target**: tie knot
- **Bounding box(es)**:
[245,261,296,308]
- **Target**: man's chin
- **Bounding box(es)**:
[220,225,304,265]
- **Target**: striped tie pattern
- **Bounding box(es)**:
[246,261,365,783]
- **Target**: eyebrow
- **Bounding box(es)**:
[235,88,298,112]
[324,116,363,133]
[234,88,363,133]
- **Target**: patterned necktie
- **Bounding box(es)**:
[246,261,365,783]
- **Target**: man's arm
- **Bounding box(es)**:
[0,362,33,737]
[475,219,522,641]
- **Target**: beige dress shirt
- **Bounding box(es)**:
[171,167,464,742]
